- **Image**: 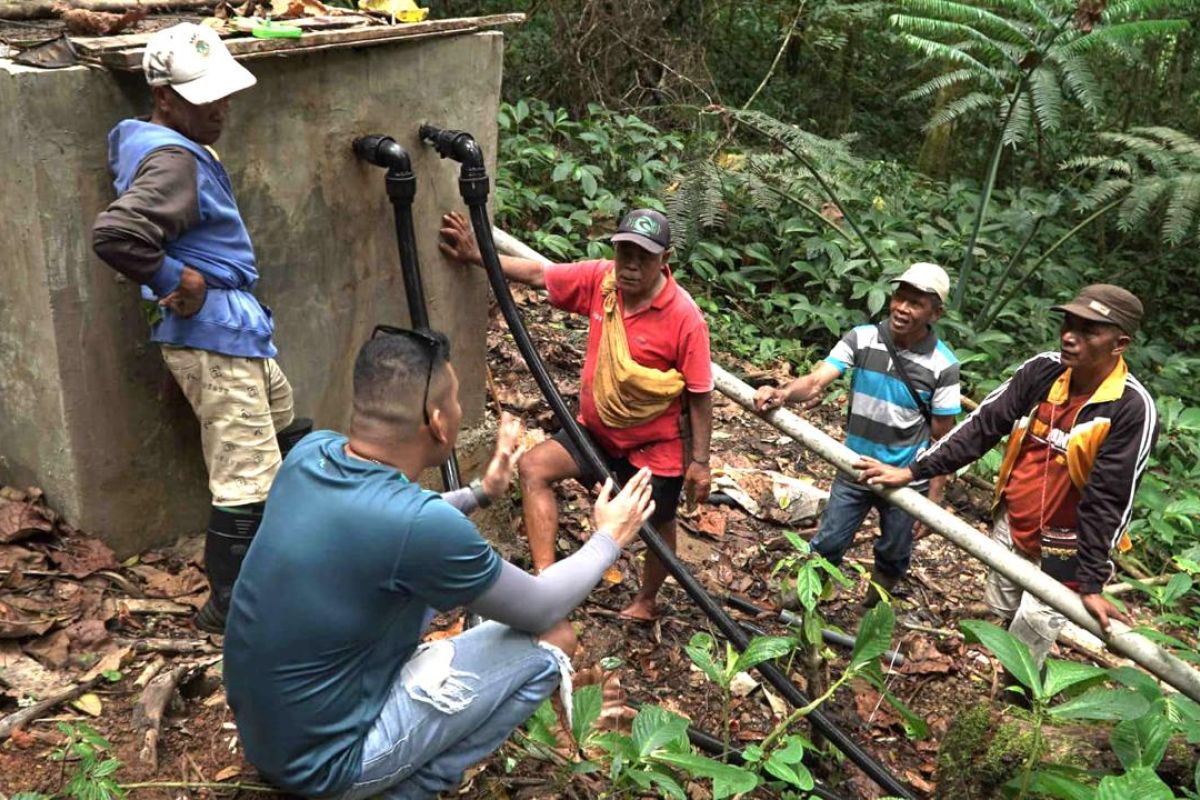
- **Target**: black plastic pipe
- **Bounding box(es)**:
[352,134,462,491]
[624,699,847,800]
[724,594,907,667]
[418,123,915,800]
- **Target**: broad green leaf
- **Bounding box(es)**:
[523,700,560,747]
[772,735,807,764]
[685,633,725,687]
[1161,573,1193,605]
[645,768,688,800]
[851,602,895,670]
[632,705,689,758]
[1043,659,1106,697]
[571,684,602,746]
[1050,688,1150,721]
[792,562,823,611]
[1109,666,1164,702]
[1095,766,1175,800]
[1021,768,1097,800]
[764,755,815,789]
[961,619,1041,697]
[652,752,760,800]
[1111,709,1171,770]
[733,636,795,673]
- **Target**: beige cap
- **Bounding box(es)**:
[142,23,256,106]
[891,262,951,302]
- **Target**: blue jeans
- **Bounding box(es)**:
[331,622,568,800]
[810,475,926,578]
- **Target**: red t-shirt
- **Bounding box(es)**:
[544,259,714,476]
[1004,394,1089,557]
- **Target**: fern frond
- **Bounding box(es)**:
[893,0,1034,47]
[1028,64,1063,131]
[1162,173,1200,246]
[1061,19,1190,56]
[1059,156,1132,176]
[1046,52,1102,111]
[1079,177,1133,211]
[923,91,998,130]
[891,30,1005,83]
[890,16,1016,67]
[979,0,1056,28]
[667,160,726,251]
[1130,126,1200,160]
[901,68,986,102]
[1000,94,1032,147]
[1103,0,1198,23]
[1118,177,1173,231]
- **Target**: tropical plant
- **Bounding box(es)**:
[1067,126,1200,247]
[890,0,1191,307]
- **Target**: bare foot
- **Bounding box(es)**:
[618,596,660,622]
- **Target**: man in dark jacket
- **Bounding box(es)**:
[92,23,309,633]
[859,285,1158,665]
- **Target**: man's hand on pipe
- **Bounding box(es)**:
[593,469,655,548]
[481,412,526,501]
[1081,592,1131,634]
[159,266,207,318]
[438,211,482,267]
[855,456,914,487]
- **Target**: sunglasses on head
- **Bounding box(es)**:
[371,325,439,425]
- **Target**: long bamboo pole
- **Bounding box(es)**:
[711,364,1200,703]
[491,226,1200,704]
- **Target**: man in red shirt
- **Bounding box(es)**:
[440,209,713,621]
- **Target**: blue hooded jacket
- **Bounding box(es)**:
[107,119,276,358]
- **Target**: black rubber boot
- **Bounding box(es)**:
[194,505,263,634]
[276,417,313,460]
[862,568,900,609]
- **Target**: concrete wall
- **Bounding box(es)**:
[0,31,503,556]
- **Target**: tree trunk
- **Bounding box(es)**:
[0,0,219,21]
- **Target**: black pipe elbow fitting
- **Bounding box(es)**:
[353,134,413,173]
[418,124,489,203]
[418,124,484,167]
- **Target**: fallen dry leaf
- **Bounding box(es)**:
[688,508,728,540]
[214,765,241,782]
[65,618,109,651]
[0,598,55,639]
[602,564,623,584]
[72,692,102,717]
[133,564,207,599]
[0,641,71,699]
[49,537,117,579]
[23,629,71,669]
[0,497,56,544]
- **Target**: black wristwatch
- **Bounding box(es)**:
[469,478,493,509]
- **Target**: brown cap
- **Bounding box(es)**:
[1052,284,1143,335]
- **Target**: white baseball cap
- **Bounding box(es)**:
[142,23,256,106]
[891,262,951,302]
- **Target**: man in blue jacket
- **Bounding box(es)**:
[92,23,309,633]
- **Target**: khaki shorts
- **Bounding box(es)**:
[161,346,294,506]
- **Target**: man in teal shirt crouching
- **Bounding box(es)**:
[223,327,654,799]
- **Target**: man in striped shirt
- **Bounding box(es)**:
[756,263,960,605]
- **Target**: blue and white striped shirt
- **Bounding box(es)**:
[825,323,961,470]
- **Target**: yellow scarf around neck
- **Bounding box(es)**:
[591,269,686,429]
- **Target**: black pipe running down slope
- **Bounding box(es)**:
[352,134,462,491]
[417,122,914,800]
